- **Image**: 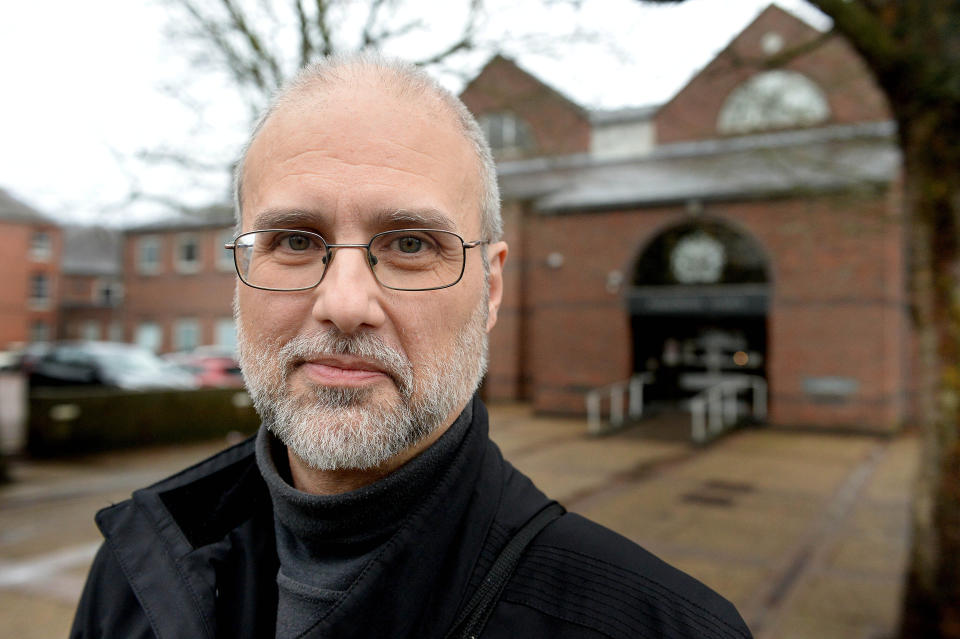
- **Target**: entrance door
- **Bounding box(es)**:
[629,219,770,405]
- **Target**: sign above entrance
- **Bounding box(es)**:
[626,285,769,316]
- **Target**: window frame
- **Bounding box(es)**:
[135,321,163,353]
[174,317,201,352]
[175,233,202,274]
[29,272,50,310]
[30,230,52,261]
[138,235,162,275]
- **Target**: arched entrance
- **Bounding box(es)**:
[628,218,770,406]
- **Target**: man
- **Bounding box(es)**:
[71,55,752,638]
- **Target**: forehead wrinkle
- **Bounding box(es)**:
[272,149,453,186]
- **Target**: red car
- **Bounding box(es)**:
[165,352,245,388]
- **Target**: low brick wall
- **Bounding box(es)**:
[28,387,260,456]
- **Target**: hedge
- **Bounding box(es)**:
[28,387,261,456]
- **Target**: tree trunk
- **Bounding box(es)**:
[899,109,960,638]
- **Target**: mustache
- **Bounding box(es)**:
[277,329,414,394]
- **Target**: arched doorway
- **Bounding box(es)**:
[628,218,770,406]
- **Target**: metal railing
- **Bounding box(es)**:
[689,375,767,444]
[585,373,652,435]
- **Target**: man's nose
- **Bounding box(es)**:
[310,246,386,334]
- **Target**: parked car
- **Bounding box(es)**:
[29,341,198,390]
[0,341,52,374]
[164,351,245,388]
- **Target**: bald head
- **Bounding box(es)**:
[233,55,501,242]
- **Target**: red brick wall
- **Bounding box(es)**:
[486,200,526,399]
[521,188,906,431]
[123,226,236,352]
[654,5,891,144]
[460,55,591,157]
[0,221,61,348]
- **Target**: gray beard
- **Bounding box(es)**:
[235,299,488,471]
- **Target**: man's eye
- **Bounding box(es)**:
[396,236,423,253]
[284,234,312,251]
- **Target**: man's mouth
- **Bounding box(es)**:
[297,355,393,387]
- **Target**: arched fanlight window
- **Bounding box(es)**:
[477,111,535,157]
[717,70,830,135]
[633,220,769,287]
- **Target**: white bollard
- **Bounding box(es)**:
[586,392,602,435]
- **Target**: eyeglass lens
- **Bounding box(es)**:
[233,229,466,291]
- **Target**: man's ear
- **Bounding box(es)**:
[485,241,508,333]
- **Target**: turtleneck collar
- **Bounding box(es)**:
[255,399,474,553]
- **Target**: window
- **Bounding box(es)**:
[95,278,123,306]
[717,70,830,135]
[29,272,50,309]
[176,234,201,273]
[30,231,51,261]
[30,321,50,343]
[217,229,236,271]
[80,320,101,341]
[477,112,534,157]
[138,236,161,274]
[215,318,237,353]
[174,318,200,352]
[108,321,124,342]
[135,322,163,353]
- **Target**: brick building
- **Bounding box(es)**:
[463,5,906,432]
[122,205,236,354]
[102,4,905,432]
[59,226,124,342]
[0,189,62,348]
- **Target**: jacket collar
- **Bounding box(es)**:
[95,394,512,639]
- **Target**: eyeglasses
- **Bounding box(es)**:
[225,228,488,292]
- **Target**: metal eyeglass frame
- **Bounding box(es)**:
[224,228,489,292]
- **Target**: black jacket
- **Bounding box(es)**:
[71,398,752,639]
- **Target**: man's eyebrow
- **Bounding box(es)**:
[374,209,457,232]
[249,207,459,233]
[251,209,325,230]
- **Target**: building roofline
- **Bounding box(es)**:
[124,205,235,233]
[0,188,58,225]
[497,120,896,177]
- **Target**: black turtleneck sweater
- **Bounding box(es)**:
[255,402,474,639]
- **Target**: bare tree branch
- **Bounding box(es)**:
[372,19,428,47]
[361,0,389,48]
[221,0,284,88]
[135,150,233,173]
[314,0,335,56]
[810,0,904,75]
[762,30,836,69]
[412,0,482,66]
[171,0,276,93]
[294,0,315,67]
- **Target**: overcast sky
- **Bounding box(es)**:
[0,0,828,227]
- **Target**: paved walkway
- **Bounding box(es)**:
[0,404,918,638]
